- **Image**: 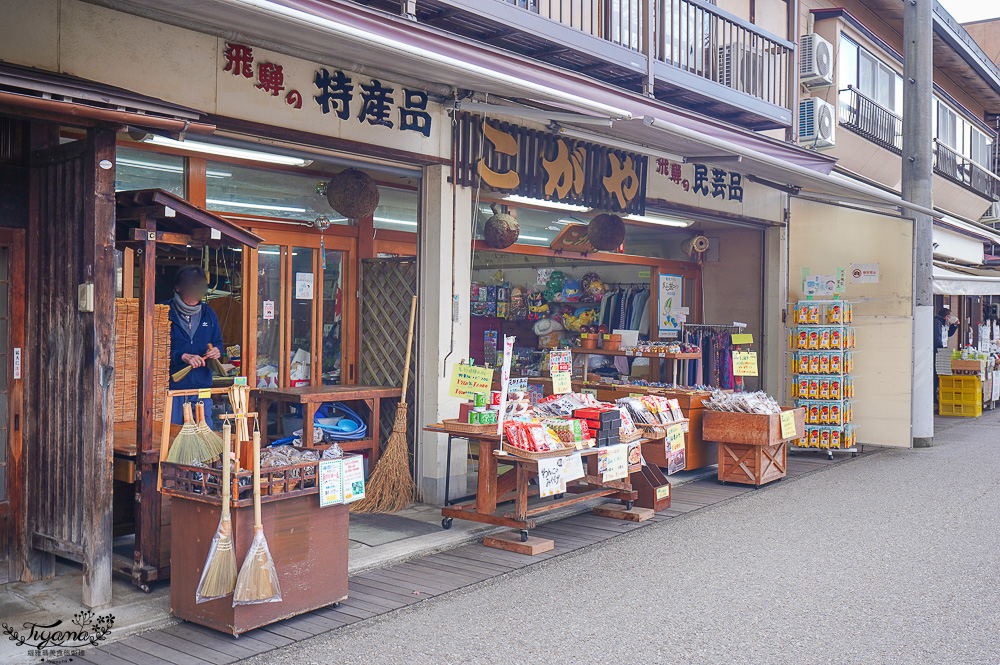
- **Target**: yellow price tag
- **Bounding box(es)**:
[197,389,211,399]
[779,410,797,439]
[731,333,753,345]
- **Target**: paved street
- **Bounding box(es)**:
[242,413,1000,665]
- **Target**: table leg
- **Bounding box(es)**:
[476,438,499,515]
[371,397,381,467]
[514,464,528,521]
[444,434,453,506]
[303,402,317,447]
[672,358,678,386]
[258,397,271,445]
[583,354,588,382]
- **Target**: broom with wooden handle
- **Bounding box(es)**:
[195,421,237,602]
[233,424,281,605]
[351,294,417,513]
[165,402,216,465]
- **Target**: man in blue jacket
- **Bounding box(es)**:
[166,266,224,427]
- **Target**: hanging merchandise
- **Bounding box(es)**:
[790,299,858,456]
[195,421,237,603]
[509,286,528,320]
[527,291,548,320]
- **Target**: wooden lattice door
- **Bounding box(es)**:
[359,258,417,462]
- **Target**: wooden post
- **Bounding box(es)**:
[134,214,159,577]
[82,125,117,608]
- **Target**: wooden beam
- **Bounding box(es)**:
[83,125,117,608]
[134,213,159,576]
[129,227,197,246]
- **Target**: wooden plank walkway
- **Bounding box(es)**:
[70,450,861,665]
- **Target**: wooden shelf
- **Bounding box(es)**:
[571,347,702,360]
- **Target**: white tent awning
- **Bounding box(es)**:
[933,264,1000,295]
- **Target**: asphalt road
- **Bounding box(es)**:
[242,413,1000,665]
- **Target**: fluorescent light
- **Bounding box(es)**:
[517,235,550,242]
[207,198,307,213]
[624,213,693,228]
[144,136,313,166]
[374,216,418,227]
[117,157,232,178]
[503,195,591,212]
[259,250,281,255]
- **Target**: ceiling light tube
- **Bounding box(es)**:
[503,195,591,212]
[206,198,308,213]
[374,216,418,226]
[118,157,232,178]
[624,213,693,227]
[145,135,313,166]
[517,235,550,242]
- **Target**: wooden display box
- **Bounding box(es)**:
[169,493,348,635]
[702,407,805,448]
[629,465,671,512]
[703,408,804,487]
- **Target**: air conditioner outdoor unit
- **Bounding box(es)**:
[799,97,836,148]
[800,33,834,87]
[718,44,766,97]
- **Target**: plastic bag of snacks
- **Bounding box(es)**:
[703,391,782,414]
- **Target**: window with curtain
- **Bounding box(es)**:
[839,35,902,114]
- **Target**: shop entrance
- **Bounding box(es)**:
[0,228,24,585]
[251,232,357,389]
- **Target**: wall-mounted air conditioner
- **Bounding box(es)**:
[799,97,836,148]
[718,44,767,97]
[800,33,834,87]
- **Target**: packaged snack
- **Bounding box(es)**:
[819,354,830,373]
[809,354,820,373]
[808,305,820,325]
[799,354,810,373]
[799,378,810,398]
[820,429,831,448]
[808,380,819,399]
[798,331,809,350]
[830,329,841,349]
[819,329,831,349]
[474,392,489,408]
[830,354,840,373]
[820,405,830,424]
[830,404,840,425]
[819,380,830,399]
[809,428,820,447]
[469,411,481,425]
[797,305,809,325]
[829,304,842,324]
[829,379,841,399]
[808,331,820,350]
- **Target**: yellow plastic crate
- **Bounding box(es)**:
[938,401,982,417]
[939,375,981,391]
[939,388,981,405]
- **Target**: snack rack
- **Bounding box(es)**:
[788,299,859,459]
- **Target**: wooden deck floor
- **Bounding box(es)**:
[72,450,858,665]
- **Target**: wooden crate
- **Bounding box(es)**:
[702,407,805,447]
[170,493,348,635]
[717,440,787,487]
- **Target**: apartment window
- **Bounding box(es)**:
[934,97,994,170]
[839,35,902,114]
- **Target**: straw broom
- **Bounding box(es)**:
[233,425,281,605]
[351,295,417,514]
[195,421,237,602]
[194,401,225,461]
[165,402,216,465]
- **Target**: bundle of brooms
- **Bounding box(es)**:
[351,295,417,514]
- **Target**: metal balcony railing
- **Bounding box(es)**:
[838,86,902,154]
[934,139,1000,201]
[498,0,792,109]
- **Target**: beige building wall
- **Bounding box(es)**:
[789,199,913,448]
[963,19,1000,66]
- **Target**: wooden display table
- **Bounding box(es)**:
[425,423,637,544]
[255,385,402,465]
[569,347,701,386]
[703,407,805,487]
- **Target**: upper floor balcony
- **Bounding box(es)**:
[838,86,1000,203]
[357,0,794,129]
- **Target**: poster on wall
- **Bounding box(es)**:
[658,274,683,339]
[850,263,879,284]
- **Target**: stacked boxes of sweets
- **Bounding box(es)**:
[459,389,531,426]
[572,406,621,447]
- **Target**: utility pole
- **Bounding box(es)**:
[902,0,934,447]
